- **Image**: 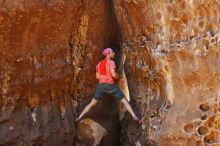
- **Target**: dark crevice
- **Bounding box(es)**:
[73,0,123,146]
[102,0,123,68]
[96,0,123,146]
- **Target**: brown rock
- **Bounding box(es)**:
[1,0,220,146]
[204,130,220,144]
[196,140,204,146]
[198,126,209,135]
[1,0,121,145]
[200,103,210,112]
[201,114,208,120]
[114,0,220,146]
[77,118,108,146]
[204,114,220,129]
[184,123,196,133]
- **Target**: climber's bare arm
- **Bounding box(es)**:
[96,72,100,79]
[110,54,126,79]
[110,68,120,79]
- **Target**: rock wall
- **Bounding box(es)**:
[114,0,220,145]
[0,1,78,145]
[1,0,220,146]
[69,1,122,146]
[0,0,124,145]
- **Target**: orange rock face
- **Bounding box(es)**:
[76,118,107,146]
[0,1,80,145]
[1,0,220,146]
[114,0,220,145]
[0,0,122,145]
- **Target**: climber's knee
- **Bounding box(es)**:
[89,99,98,107]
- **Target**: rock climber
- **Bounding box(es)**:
[76,48,140,122]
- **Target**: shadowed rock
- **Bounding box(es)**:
[76,118,108,146]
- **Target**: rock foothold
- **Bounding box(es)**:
[76,118,108,146]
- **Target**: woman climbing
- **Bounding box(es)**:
[76,48,140,122]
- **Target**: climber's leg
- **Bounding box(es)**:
[76,99,98,122]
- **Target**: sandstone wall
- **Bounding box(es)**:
[0,0,121,145]
[114,0,220,145]
[0,1,78,145]
[0,0,220,146]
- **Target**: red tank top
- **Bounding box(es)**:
[96,59,116,84]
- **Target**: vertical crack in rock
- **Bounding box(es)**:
[69,0,124,146]
[1,0,220,146]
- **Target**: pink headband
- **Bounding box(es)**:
[102,48,113,55]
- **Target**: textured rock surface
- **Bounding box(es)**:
[0,0,122,145]
[0,1,78,145]
[114,0,220,146]
[1,0,220,146]
[76,118,107,146]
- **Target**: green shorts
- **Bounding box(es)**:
[93,84,124,101]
